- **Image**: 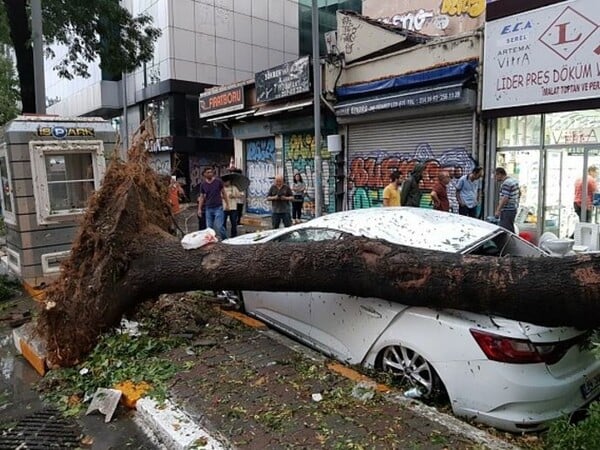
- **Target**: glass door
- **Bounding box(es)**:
[496,150,540,240]
[543,149,583,238]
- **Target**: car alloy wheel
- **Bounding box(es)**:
[379,345,446,400]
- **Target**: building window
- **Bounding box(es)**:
[29,140,106,225]
[144,97,171,137]
[0,144,16,225]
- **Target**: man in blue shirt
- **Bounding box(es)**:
[494,167,520,233]
[456,166,483,217]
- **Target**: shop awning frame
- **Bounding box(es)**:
[254,100,313,117]
[334,81,467,117]
[206,109,257,122]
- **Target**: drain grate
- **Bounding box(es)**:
[0,408,81,449]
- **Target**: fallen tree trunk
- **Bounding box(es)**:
[36,119,600,367]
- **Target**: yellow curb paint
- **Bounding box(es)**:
[114,380,152,409]
[218,308,267,329]
[20,338,46,376]
[22,282,46,302]
[327,362,390,393]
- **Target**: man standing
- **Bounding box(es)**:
[456,166,483,217]
[267,175,293,228]
[400,163,426,207]
[382,171,402,206]
[197,168,228,239]
[494,167,520,233]
[430,171,451,212]
[574,165,598,222]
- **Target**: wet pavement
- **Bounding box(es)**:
[0,296,157,450]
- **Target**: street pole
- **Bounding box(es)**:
[311,0,323,217]
[31,0,46,114]
[122,72,129,155]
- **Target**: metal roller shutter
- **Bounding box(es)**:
[348,113,474,155]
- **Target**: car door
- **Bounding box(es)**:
[241,229,314,342]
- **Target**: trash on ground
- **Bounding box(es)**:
[118,319,141,337]
[403,386,423,399]
[311,393,323,402]
[351,381,377,401]
[181,228,218,249]
[85,388,122,422]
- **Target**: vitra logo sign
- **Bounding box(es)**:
[539,6,599,60]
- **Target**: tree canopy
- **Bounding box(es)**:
[1,0,161,113]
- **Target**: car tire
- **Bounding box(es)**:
[377,344,447,402]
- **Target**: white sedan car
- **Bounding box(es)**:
[225,207,600,432]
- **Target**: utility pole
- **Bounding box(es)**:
[31,0,46,114]
[311,0,323,217]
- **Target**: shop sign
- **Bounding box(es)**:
[335,85,463,117]
[363,0,485,35]
[145,136,173,153]
[255,56,311,103]
[483,0,600,110]
[199,86,244,118]
[37,126,95,139]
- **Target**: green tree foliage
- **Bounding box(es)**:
[0,50,19,125]
[1,0,161,113]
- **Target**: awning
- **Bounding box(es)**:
[336,61,477,98]
[206,109,257,122]
[334,81,466,117]
[254,100,313,117]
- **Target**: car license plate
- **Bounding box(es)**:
[581,373,600,399]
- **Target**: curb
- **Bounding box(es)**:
[135,398,227,450]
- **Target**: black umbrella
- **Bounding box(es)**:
[222,173,250,191]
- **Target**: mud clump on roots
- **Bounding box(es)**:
[36,122,176,367]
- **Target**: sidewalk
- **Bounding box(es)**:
[148,296,520,450]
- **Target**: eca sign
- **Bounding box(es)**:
[37,126,96,139]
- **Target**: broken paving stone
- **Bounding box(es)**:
[86,388,122,422]
[192,338,218,347]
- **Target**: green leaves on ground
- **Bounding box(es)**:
[38,331,180,416]
[545,401,600,449]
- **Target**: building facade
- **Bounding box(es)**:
[482,0,599,243]
[44,0,302,195]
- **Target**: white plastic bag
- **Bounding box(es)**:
[181,228,218,250]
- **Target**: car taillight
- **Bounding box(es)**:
[470,329,572,365]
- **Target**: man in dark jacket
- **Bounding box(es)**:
[401,163,426,207]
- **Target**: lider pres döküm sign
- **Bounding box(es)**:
[482,0,600,110]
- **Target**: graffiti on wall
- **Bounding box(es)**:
[284,133,335,218]
[149,153,171,176]
[246,138,276,214]
[349,144,477,211]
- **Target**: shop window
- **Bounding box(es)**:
[497,115,542,148]
[144,97,171,137]
[544,109,600,146]
[29,140,106,225]
[0,144,16,225]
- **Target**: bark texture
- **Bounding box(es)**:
[35,119,600,367]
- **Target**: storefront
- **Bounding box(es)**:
[482,0,600,241]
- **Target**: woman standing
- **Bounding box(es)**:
[291,173,306,224]
[223,179,242,237]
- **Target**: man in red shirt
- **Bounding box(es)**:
[574,165,598,222]
[431,171,451,212]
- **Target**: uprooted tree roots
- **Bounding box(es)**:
[36,121,178,367]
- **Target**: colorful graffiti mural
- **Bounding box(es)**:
[246,138,276,214]
[283,133,335,218]
[348,144,476,211]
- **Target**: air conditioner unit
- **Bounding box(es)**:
[325,31,338,55]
